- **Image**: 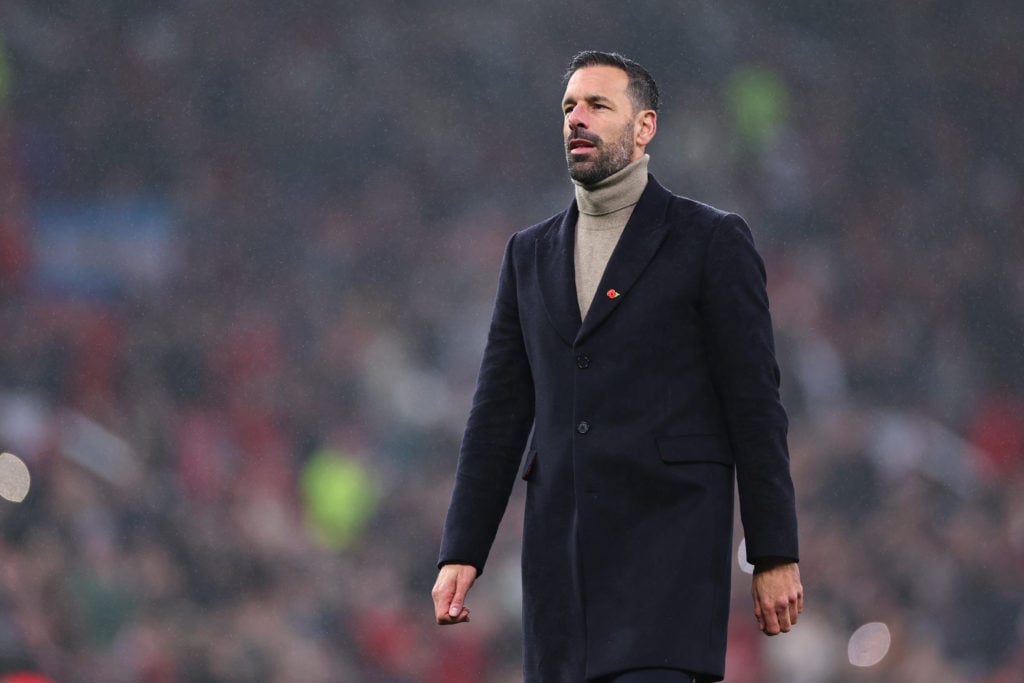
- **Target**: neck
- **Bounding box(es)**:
[574,154,649,216]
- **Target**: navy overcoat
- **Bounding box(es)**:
[439,176,798,682]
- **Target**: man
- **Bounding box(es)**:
[432,51,802,683]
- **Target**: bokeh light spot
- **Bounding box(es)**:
[848,622,891,667]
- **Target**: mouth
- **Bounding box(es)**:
[568,138,597,155]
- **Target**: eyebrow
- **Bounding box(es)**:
[562,94,615,109]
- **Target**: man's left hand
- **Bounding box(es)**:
[751,561,803,635]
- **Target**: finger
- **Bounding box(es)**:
[789,596,800,626]
[434,595,454,623]
[448,567,475,619]
[761,599,782,635]
[439,606,471,626]
[432,575,458,623]
[753,602,764,631]
[436,599,456,624]
[777,604,793,633]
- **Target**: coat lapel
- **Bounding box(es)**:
[534,175,674,348]
[535,201,583,346]
[575,176,673,346]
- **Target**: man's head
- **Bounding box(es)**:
[562,51,659,185]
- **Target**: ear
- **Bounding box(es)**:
[634,110,657,148]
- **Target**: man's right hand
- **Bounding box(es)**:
[432,563,478,625]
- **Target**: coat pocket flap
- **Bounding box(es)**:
[657,434,733,465]
[520,449,538,481]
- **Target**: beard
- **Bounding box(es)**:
[565,122,635,185]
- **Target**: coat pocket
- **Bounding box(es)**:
[657,434,733,466]
[520,449,538,481]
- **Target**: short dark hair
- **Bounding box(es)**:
[564,51,660,113]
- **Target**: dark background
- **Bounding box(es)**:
[0,1,1021,681]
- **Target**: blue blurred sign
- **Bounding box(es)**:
[31,198,178,300]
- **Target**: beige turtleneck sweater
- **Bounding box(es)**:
[573,154,649,318]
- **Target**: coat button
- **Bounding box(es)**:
[576,353,591,369]
[576,421,590,434]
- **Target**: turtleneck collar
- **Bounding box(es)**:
[573,154,649,217]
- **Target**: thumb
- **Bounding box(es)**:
[448,566,476,617]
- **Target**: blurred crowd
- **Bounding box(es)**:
[0,1,1022,681]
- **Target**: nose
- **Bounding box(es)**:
[566,106,588,130]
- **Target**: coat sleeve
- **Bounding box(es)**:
[699,213,799,564]
[438,233,536,575]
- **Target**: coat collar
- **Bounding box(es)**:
[535,174,673,347]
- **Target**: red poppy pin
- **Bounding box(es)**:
[606,289,621,299]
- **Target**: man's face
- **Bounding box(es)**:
[562,65,641,185]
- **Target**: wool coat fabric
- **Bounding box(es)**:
[439,176,798,682]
